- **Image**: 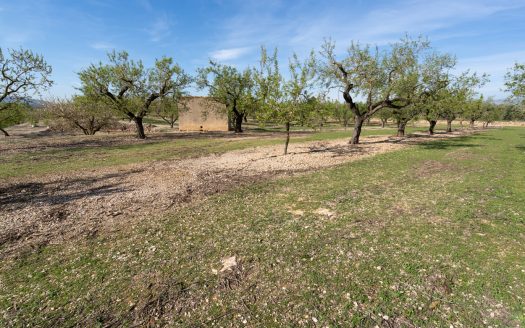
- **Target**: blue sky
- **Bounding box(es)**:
[0,0,524,100]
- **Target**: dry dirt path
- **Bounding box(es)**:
[0,130,471,258]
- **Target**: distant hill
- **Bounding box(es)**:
[3,96,47,108]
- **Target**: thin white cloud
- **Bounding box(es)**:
[86,0,114,8]
[137,0,153,11]
[90,42,115,50]
[148,15,171,42]
[210,47,251,61]
[456,50,525,98]
[3,32,30,45]
[214,0,525,52]
[354,0,522,42]
[288,0,525,48]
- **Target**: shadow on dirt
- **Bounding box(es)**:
[303,144,366,157]
[0,170,142,209]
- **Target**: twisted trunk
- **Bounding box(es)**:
[133,116,146,139]
[350,115,364,144]
[446,119,453,133]
[234,113,244,133]
[428,120,437,135]
[397,119,407,137]
[232,101,244,133]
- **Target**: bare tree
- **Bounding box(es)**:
[45,96,116,135]
[154,91,188,128]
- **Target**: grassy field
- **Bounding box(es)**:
[1,127,524,327]
[0,126,425,179]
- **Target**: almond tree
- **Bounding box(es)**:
[332,100,354,129]
[433,72,487,133]
[464,96,484,128]
[480,99,501,128]
[393,51,456,136]
[79,51,191,138]
[504,63,525,102]
[320,36,429,144]
[196,61,254,133]
[377,108,393,128]
[0,102,28,136]
[254,48,317,154]
[154,90,188,128]
[45,96,116,135]
[0,47,52,134]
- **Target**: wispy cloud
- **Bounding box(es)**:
[352,0,523,43]
[214,0,525,51]
[90,42,115,50]
[287,0,525,49]
[137,0,153,11]
[86,0,114,8]
[456,50,525,98]
[147,15,171,42]
[210,47,251,61]
[2,32,30,45]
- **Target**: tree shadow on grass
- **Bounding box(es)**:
[515,145,525,151]
[469,134,502,141]
[416,137,482,150]
[0,169,142,209]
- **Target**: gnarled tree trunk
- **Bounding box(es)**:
[428,120,437,135]
[232,102,244,133]
[446,119,453,133]
[397,120,407,137]
[133,116,146,139]
[350,115,364,145]
[381,118,387,128]
[234,112,244,133]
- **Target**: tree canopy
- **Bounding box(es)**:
[504,62,525,103]
[197,61,254,133]
[254,48,318,154]
[78,51,190,138]
[0,47,53,110]
[320,36,432,144]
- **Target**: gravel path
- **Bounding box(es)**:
[0,130,471,258]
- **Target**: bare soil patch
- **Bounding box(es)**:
[0,130,472,258]
[415,160,456,178]
[0,123,288,155]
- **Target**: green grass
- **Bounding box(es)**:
[0,126,420,179]
[2,127,524,327]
